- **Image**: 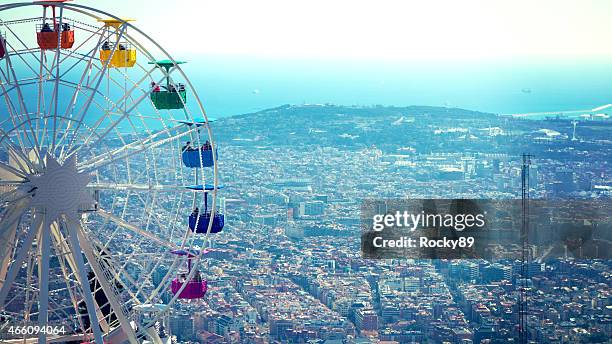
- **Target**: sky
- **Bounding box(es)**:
[80,0,612,62]
[4,0,612,116]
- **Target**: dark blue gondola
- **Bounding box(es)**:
[185,184,225,234]
[188,212,224,234]
[181,148,217,168]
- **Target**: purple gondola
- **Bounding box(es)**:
[169,249,208,299]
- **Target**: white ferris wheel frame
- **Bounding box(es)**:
[0,2,222,343]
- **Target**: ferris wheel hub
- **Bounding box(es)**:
[23,155,94,221]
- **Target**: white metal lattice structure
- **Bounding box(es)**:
[0,2,221,343]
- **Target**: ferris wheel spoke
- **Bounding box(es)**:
[52,34,106,157]
[56,26,104,74]
[0,209,40,307]
[0,21,54,76]
[0,45,43,163]
[72,220,139,344]
[48,28,106,156]
[81,57,157,120]
[95,208,178,250]
[36,49,47,154]
[111,192,164,278]
[0,29,51,90]
[71,62,179,160]
[94,45,176,112]
[129,192,187,301]
[62,24,128,157]
[78,124,193,173]
[0,74,32,160]
[63,218,105,344]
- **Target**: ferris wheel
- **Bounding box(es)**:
[0,1,225,343]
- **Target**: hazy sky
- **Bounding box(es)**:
[78,0,612,61]
[3,1,612,114]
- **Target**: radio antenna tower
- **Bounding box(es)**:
[520,153,533,344]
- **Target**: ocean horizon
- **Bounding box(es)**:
[181,55,612,118]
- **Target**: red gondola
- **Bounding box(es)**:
[36,1,75,50]
[37,23,74,50]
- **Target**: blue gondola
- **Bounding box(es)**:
[185,184,225,234]
[181,147,217,168]
[188,211,224,234]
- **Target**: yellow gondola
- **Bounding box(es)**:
[98,19,137,68]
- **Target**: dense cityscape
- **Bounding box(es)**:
[1,104,610,343]
[152,104,611,343]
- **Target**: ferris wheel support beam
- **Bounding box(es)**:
[0,188,27,206]
[49,224,87,332]
[89,250,143,311]
[0,208,38,308]
[63,218,105,344]
[0,198,27,291]
[37,215,51,344]
[74,221,139,344]
[23,248,36,324]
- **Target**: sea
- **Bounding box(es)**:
[180,55,612,119]
[9,55,612,125]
